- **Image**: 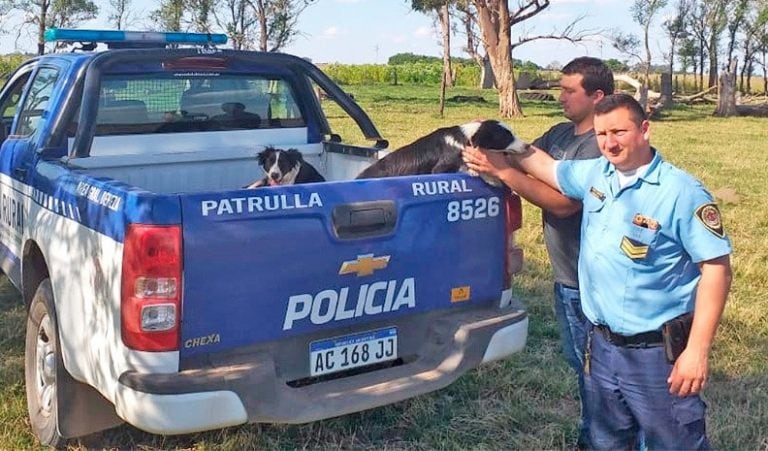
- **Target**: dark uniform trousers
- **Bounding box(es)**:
[584,326,709,450]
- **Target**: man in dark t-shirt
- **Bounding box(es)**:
[464,57,614,449]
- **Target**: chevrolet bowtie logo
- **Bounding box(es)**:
[339,254,390,277]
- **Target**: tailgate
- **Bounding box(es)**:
[179,174,510,358]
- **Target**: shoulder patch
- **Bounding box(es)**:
[694,203,724,237]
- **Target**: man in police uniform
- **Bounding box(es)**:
[477,57,613,448]
[464,93,732,449]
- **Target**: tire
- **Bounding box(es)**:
[25,279,66,448]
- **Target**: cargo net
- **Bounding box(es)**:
[92,75,305,135]
[99,79,184,124]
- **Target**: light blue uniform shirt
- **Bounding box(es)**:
[557,150,732,335]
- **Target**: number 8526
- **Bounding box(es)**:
[446,196,500,222]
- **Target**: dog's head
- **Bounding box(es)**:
[461,119,529,154]
[257,146,303,186]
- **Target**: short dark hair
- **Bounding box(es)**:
[562,57,615,96]
[594,93,647,125]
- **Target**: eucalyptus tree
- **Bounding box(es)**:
[662,0,690,77]
[471,0,589,118]
[14,0,98,55]
[411,0,454,87]
[612,0,668,108]
[107,0,136,30]
[724,0,750,69]
[214,0,316,51]
[455,0,495,88]
[151,0,184,31]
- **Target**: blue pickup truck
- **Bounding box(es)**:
[0,29,528,446]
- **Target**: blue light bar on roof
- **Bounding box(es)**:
[44,28,227,46]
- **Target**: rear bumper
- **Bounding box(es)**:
[115,304,528,435]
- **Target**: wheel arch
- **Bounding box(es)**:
[22,240,124,440]
[22,240,49,309]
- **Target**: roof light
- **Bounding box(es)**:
[44,28,227,46]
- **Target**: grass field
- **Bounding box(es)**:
[1,84,767,450]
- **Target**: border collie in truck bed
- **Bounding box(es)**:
[355,119,529,182]
[245,146,325,188]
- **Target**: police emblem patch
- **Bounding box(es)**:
[695,203,724,237]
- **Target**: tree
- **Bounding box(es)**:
[698,0,728,88]
[0,1,12,35]
[151,0,184,31]
[688,3,706,90]
[678,36,698,93]
[213,0,316,51]
[107,0,137,30]
[662,0,690,77]
[187,0,215,32]
[755,6,768,95]
[738,1,768,93]
[604,58,630,73]
[14,0,98,55]
[612,0,668,109]
[724,0,749,70]
[472,0,589,118]
[411,0,455,88]
[455,0,495,88]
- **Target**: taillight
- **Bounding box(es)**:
[504,193,524,289]
[121,224,182,351]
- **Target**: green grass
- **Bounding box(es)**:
[2,83,767,449]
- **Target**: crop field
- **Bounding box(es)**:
[1,83,766,450]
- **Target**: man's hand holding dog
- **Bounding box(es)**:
[463,145,513,179]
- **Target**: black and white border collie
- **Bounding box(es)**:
[356,119,529,184]
[245,146,325,188]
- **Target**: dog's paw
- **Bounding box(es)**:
[244,179,266,189]
[480,174,503,187]
[463,166,502,187]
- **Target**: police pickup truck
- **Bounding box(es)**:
[0,29,528,446]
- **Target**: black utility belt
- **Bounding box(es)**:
[593,324,663,348]
[593,312,694,363]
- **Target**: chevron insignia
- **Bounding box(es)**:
[620,236,649,260]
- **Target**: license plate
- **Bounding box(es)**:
[309,327,398,377]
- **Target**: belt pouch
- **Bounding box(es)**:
[662,312,694,363]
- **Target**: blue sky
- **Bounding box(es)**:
[2,0,674,68]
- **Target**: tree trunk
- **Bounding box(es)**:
[714,60,738,117]
[37,0,48,55]
[440,4,453,88]
[698,43,706,91]
[497,69,522,117]
[638,85,649,112]
[256,0,268,51]
[439,70,447,118]
[708,36,719,88]
[660,72,673,107]
[763,50,767,97]
[476,1,522,117]
[480,55,495,89]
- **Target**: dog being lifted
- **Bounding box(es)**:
[356,119,529,184]
[244,146,325,188]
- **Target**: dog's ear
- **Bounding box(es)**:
[257,146,276,165]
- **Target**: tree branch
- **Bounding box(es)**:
[510,15,600,51]
[510,0,550,26]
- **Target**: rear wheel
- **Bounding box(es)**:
[25,279,66,447]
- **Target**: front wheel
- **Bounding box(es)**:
[25,279,66,447]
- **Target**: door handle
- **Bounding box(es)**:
[332,201,397,239]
